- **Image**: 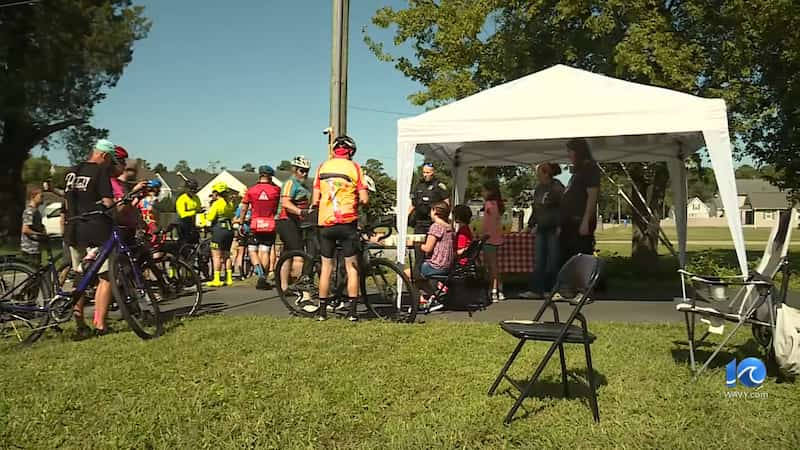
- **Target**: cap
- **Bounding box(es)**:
[258,165,275,176]
[94,139,115,153]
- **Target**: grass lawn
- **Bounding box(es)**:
[596,226,800,242]
[1,317,798,448]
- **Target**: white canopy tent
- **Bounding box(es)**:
[395,65,747,276]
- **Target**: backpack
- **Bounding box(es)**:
[774,304,800,376]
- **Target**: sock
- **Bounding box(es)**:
[213,271,221,283]
[318,299,328,318]
[254,264,264,278]
[347,297,359,320]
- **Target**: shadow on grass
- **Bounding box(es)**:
[497,368,608,423]
[670,336,766,371]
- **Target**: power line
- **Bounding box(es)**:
[350,105,417,116]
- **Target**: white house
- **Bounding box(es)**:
[197,170,291,207]
[687,196,712,219]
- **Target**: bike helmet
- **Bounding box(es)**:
[185,179,199,191]
[212,181,228,193]
[113,145,128,164]
[363,174,376,193]
[258,165,275,176]
[291,155,311,169]
[147,179,162,189]
[332,135,357,156]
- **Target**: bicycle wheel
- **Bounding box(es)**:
[362,258,419,323]
[109,249,163,340]
[0,261,51,345]
[275,250,319,317]
[161,254,203,316]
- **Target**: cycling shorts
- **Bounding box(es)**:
[319,223,359,258]
[211,224,234,252]
[277,219,303,252]
[248,232,276,252]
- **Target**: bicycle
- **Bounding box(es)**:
[0,196,163,345]
[177,227,214,282]
[137,229,203,317]
[275,217,419,323]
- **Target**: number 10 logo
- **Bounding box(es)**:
[726,357,766,388]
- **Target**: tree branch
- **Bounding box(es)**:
[32,118,86,143]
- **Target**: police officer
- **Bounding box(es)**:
[408,162,449,277]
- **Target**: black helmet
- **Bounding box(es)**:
[186,179,199,191]
[332,135,357,156]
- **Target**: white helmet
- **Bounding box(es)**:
[291,155,311,169]
[363,174,376,192]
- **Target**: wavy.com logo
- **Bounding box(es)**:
[726,357,766,388]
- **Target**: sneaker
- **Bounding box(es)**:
[267,271,276,282]
[300,301,319,314]
[256,277,269,290]
[316,314,328,321]
[491,291,499,303]
[497,291,506,301]
[335,301,351,311]
[347,314,359,322]
[93,326,113,337]
[428,300,445,312]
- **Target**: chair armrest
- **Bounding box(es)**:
[678,269,746,279]
[690,275,772,289]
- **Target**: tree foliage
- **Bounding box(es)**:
[22,156,52,186]
[365,0,800,264]
[153,163,168,173]
[277,160,293,172]
[173,160,192,173]
[0,0,151,235]
[241,163,255,173]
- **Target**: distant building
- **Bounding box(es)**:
[687,196,712,219]
[156,171,214,202]
[728,179,795,227]
[197,170,292,207]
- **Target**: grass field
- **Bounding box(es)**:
[595,226,800,242]
[1,317,797,448]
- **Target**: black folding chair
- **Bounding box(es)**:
[488,254,602,424]
[425,237,490,312]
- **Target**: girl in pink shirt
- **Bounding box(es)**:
[482,182,505,301]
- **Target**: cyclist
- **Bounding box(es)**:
[311,136,369,321]
[205,181,236,287]
[175,179,203,245]
[138,179,161,237]
[232,201,251,280]
[239,165,280,290]
[64,139,117,336]
[276,155,312,291]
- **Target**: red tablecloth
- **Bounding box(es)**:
[497,232,535,273]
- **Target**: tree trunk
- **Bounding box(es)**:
[629,164,670,270]
[0,144,30,245]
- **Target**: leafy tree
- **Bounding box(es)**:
[364,0,798,266]
[153,163,168,173]
[0,1,150,236]
[361,158,396,222]
[208,160,222,174]
[735,165,759,179]
[22,156,52,186]
[241,163,255,173]
[277,160,293,172]
[173,160,192,173]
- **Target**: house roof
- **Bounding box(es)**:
[746,192,793,210]
[735,178,779,194]
[157,171,214,190]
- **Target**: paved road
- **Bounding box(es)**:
[597,240,800,245]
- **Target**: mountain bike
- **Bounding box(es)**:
[137,229,203,316]
[177,228,214,282]
[275,218,419,323]
[0,197,163,345]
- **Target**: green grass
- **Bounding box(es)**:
[1,317,798,448]
[596,226,800,242]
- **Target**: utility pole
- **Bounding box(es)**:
[330,0,349,157]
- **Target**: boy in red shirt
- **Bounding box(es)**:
[453,204,473,266]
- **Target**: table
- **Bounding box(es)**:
[497,232,535,273]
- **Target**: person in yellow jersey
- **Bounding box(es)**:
[206,181,236,287]
[311,135,369,321]
[175,179,203,245]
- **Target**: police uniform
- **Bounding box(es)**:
[411,178,449,234]
[410,177,449,278]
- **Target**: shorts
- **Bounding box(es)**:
[70,245,109,275]
[319,222,359,258]
[277,219,303,252]
[178,217,199,244]
[248,232,276,252]
[236,229,250,246]
[420,261,449,279]
[211,224,234,252]
[483,244,500,254]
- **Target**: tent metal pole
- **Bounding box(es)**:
[598,165,678,259]
[617,162,677,255]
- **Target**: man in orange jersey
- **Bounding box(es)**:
[311,135,369,321]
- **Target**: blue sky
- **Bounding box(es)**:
[46,0,424,172]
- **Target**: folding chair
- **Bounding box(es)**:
[488,254,602,424]
[676,208,797,378]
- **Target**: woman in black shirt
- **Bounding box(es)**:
[560,138,601,264]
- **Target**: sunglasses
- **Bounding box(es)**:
[297,168,309,174]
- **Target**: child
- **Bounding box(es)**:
[482,181,505,301]
[20,187,45,267]
[418,201,454,310]
[453,204,473,266]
